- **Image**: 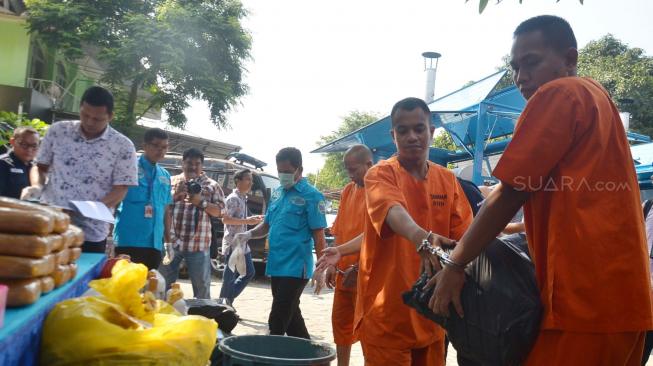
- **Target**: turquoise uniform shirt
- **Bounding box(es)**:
[113,155,172,250]
[265,178,327,279]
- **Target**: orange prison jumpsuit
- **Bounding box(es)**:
[355,157,473,366]
[493,77,653,366]
[330,181,366,346]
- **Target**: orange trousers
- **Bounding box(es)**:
[332,288,358,345]
[525,330,645,366]
[361,339,445,366]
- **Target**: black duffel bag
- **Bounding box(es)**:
[402,233,542,366]
[186,298,240,333]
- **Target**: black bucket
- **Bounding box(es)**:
[220,335,337,365]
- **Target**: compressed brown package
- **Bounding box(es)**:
[53,264,72,288]
[0,207,53,235]
[40,276,55,293]
[1,278,42,307]
[0,233,59,258]
[69,247,82,263]
[0,197,69,233]
[60,229,75,249]
[54,249,70,266]
[49,234,64,252]
[69,262,78,279]
[0,254,55,279]
[68,225,85,247]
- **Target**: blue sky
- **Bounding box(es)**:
[175,0,653,174]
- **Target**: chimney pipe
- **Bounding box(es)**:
[422,51,441,103]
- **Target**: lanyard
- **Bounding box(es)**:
[139,157,157,203]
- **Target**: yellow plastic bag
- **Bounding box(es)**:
[40,260,217,366]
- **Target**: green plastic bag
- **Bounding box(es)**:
[40,260,217,365]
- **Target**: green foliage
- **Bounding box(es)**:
[25,0,251,129]
[495,34,653,137]
[432,129,456,150]
[0,111,49,147]
[578,35,653,137]
[470,0,583,14]
[313,111,380,191]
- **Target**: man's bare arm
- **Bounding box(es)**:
[101,185,129,209]
[30,164,49,187]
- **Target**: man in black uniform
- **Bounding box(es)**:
[0,127,39,199]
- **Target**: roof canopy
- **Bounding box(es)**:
[313,70,650,184]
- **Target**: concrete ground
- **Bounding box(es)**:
[178,275,461,365]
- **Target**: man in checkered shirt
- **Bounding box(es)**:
[160,148,224,299]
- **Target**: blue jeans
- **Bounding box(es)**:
[219,250,255,304]
[159,248,211,299]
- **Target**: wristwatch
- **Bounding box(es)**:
[200,200,208,209]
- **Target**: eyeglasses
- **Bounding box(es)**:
[16,141,39,150]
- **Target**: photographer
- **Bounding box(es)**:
[159,148,224,299]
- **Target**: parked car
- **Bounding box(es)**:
[158,152,280,276]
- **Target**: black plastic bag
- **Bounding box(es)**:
[186,298,240,333]
[402,234,541,366]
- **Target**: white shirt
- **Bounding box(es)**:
[36,121,138,241]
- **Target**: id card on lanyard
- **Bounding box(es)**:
[141,158,156,218]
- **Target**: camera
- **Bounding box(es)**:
[186,180,203,195]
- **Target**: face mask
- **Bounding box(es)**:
[279,172,296,189]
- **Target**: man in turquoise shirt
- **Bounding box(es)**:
[235,147,327,339]
[114,128,172,270]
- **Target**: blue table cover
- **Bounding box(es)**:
[0,253,106,366]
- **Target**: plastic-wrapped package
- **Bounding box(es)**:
[67,225,85,247]
[0,233,60,258]
[0,207,53,235]
[40,260,217,366]
[69,248,82,263]
[0,197,69,233]
[69,262,78,279]
[52,264,72,288]
[403,234,541,366]
[40,276,55,294]
[54,249,70,266]
[0,254,55,278]
[1,278,42,307]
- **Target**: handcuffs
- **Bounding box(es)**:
[417,231,466,271]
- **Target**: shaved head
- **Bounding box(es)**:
[343,144,373,187]
[344,144,373,164]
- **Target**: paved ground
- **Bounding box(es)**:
[178,275,460,365]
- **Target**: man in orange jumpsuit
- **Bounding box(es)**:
[355,97,473,365]
[327,144,373,366]
[429,15,653,365]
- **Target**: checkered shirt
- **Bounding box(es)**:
[170,173,224,252]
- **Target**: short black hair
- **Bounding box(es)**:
[183,147,204,162]
[276,147,302,169]
[234,169,252,182]
[80,86,114,114]
[514,15,577,52]
[144,128,168,144]
[390,97,431,126]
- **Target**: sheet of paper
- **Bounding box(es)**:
[69,200,115,224]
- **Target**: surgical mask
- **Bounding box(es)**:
[279,172,296,189]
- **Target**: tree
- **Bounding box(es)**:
[25,0,251,130]
[310,111,380,191]
[578,35,653,137]
[432,129,456,150]
[470,0,584,14]
[495,34,653,137]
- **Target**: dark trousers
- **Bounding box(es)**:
[268,276,310,339]
[115,246,162,270]
[82,239,107,254]
[642,330,653,365]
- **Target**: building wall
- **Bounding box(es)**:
[0,14,30,87]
